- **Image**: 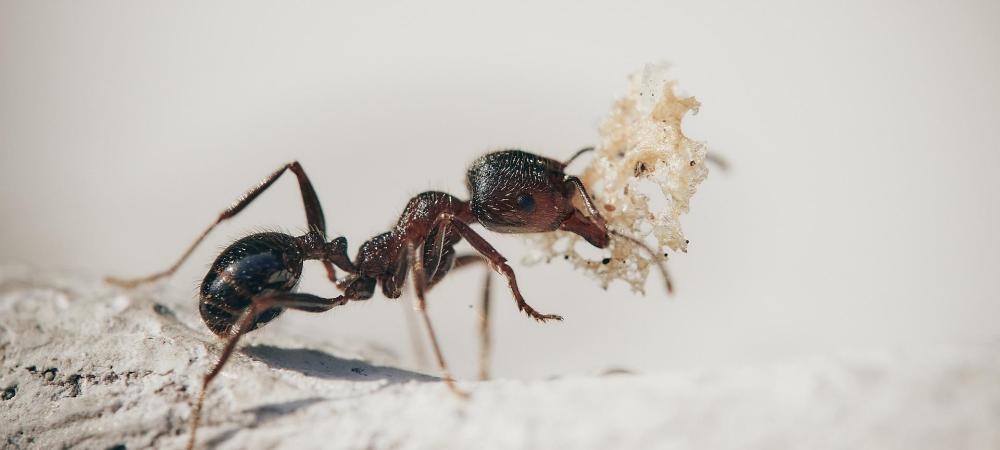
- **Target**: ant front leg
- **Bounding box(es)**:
[187,291,347,450]
[433,214,563,322]
[107,161,340,288]
[610,230,675,294]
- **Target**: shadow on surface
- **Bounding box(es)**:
[203,345,438,448]
[205,397,329,448]
[244,396,329,423]
[243,344,437,383]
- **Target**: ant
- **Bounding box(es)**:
[106,148,671,449]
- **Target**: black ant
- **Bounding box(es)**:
[106,148,671,449]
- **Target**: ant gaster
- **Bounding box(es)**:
[106,148,670,450]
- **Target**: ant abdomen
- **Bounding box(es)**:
[198,232,304,336]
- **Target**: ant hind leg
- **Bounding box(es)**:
[439,215,562,322]
[186,292,346,450]
[107,161,334,288]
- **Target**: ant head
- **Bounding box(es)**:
[466,150,609,248]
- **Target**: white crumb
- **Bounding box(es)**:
[525,63,709,293]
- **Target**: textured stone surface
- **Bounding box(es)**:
[2,266,998,450]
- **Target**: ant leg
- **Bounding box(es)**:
[449,255,494,380]
[406,242,469,399]
[187,292,347,450]
[610,230,674,294]
[108,161,338,288]
[477,267,493,380]
[437,214,562,322]
[401,301,431,371]
[403,254,488,374]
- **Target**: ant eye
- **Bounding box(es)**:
[516,193,535,212]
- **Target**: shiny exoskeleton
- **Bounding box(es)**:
[198,232,302,336]
[189,150,613,340]
[106,148,666,450]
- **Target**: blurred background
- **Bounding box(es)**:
[1,0,997,380]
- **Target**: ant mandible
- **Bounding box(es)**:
[106,148,670,449]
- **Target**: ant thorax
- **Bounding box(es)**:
[525,63,710,293]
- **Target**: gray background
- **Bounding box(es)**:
[2,0,998,379]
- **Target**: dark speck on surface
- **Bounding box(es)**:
[152,303,175,317]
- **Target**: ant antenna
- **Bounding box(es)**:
[564,147,595,166]
[609,229,674,294]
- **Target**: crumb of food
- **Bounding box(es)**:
[525,63,708,293]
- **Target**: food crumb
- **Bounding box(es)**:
[525,63,709,293]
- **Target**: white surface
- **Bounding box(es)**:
[2,268,998,449]
[1,0,999,381]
